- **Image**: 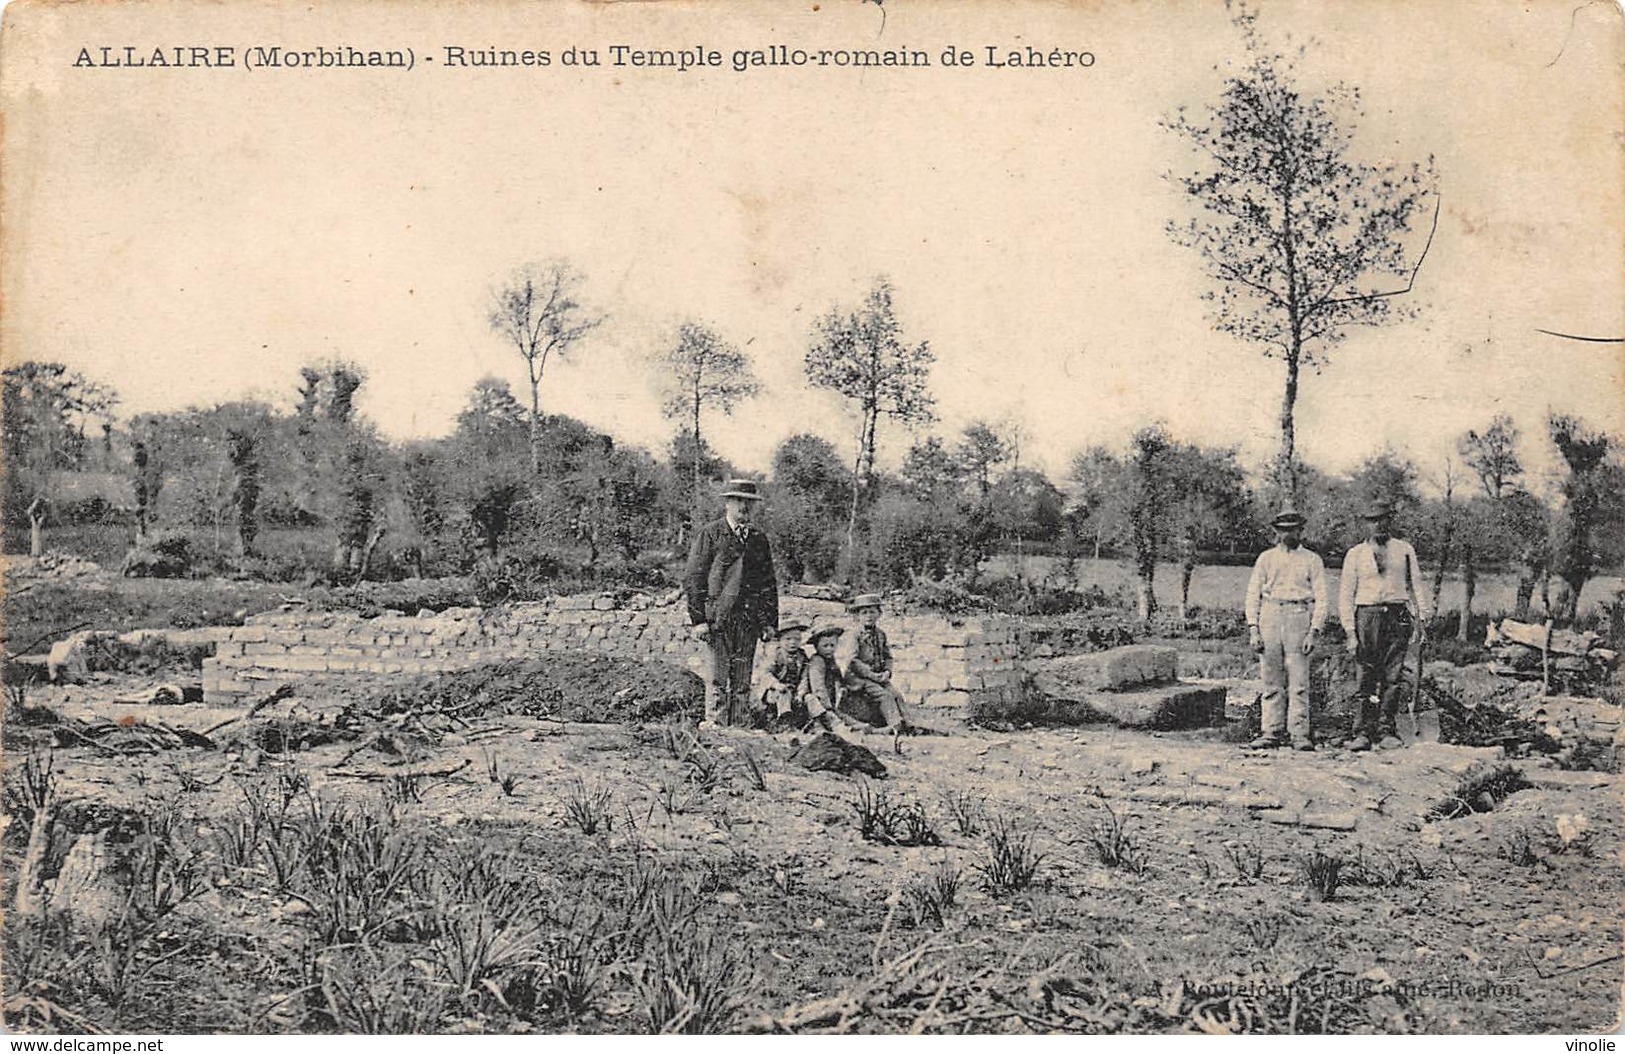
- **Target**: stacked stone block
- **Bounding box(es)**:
[1025,644,1227,729]
[201,593,1029,719]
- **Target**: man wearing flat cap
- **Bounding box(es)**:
[1339,499,1428,751]
[1244,509,1328,750]
[685,479,780,726]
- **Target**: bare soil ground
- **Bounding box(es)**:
[5,669,1620,1035]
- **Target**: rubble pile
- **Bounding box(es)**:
[3,552,109,586]
[1486,619,1619,690]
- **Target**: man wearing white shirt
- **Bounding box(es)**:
[1338,500,1429,751]
[1244,509,1328,751]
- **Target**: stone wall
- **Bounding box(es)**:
[201,593,1028,719]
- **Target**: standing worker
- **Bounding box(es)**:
[1244,509,1328,751]
[684,479,780,727]
[1339,500,1429,751]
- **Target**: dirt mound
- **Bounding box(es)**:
[350,654,705,724]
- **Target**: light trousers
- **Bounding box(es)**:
[1259,603,1313,743]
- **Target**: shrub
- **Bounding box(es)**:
[119,530,207,579]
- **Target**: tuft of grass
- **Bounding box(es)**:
[1087,798,1148,875]
[384,772,423,806]
[503,914,609,1022]
[294,800,426,946]
[1240,913,1285,951]
[902,864,962,929]
[314,943,452,1033]
[483,750,522,797]
[851,783,941,847]
[613,860,753,1034]
[1344,845,1435,888]
[977,813,1046,893]
[1299,849,1345,901]
[738,749,768,793]
[940,789,985,836]
[3,750,57,828]
[1496,826,1540,867]
[1223,838,1266,883]
[562,779,615,835]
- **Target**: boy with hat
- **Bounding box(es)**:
[684,479,780,726]
[1339,499,1428,751]
[841,594,913,733]
[757,617,810,726]
[1244,509,1328,751]
[796,617,848,733]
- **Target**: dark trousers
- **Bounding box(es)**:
[840,679,909,729]
[706,619,759,727]
[1351,604,1411,738]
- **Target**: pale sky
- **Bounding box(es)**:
[3,0,1622,496]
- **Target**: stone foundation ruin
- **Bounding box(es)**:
[200,592,1031,721]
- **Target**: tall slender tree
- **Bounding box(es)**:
[656,321,760,515]
[805,277,936,579]
[489,261,602,477]
[1164,11,1437,499]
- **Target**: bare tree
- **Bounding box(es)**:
[656,321,760,514]
[1164,11,1437,499]
[488,262,603,477]
[805,277,936,579]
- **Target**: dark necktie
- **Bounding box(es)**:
[734,524,749,546]
[1372,541,1388,577]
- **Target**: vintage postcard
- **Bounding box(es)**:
[2,0,1622,1038]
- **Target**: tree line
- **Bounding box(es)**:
[5,282,1622,630]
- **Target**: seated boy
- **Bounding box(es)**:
[794,619,848,733]
[839,594,913,733]
[756,618,810,726]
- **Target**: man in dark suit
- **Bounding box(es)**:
[684,479,780,726]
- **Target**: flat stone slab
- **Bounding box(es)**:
[1030,646,1178,696]
[1257,809,1360,831]
[1126,785,1281,810]
[1514,766,1618,792]
[1070,683,1227,730]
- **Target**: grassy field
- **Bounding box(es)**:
[4,684,1619,1035]
[992,556,1624,622]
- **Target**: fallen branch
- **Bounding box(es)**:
[203,684,296,737]
[329,757,471,782]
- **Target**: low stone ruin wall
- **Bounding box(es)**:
[201,592,1027,719]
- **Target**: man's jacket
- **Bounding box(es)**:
[684,518,779,631]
